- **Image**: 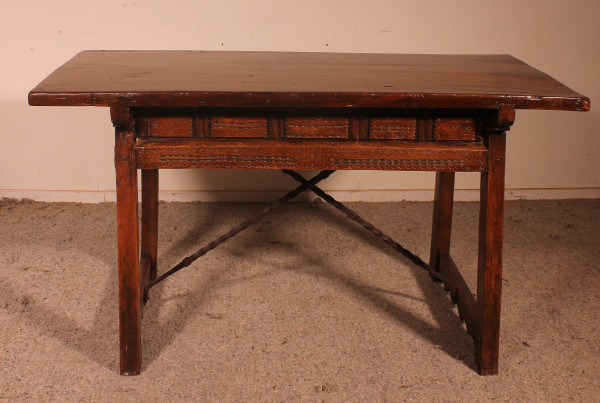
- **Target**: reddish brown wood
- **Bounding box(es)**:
[266,115,282,139]
[430,171,455,273]
[434,118,477,141]
[369,117,416,140]
[475,118,510,375]
[195,112,210,138]
[349,115,369,140]
[146,116,193,137]
[416,118,435,140]
[284,117,349,139]
[210,115,268,138]
[439,254,480,337]
[28,51,589,111]
[135,138,489,172]
[112,107,142,376]
[141,169,159,283]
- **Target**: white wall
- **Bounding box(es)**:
[2,0,598,202]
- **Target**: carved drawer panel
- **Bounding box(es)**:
[209,115,268,138]
[284,117,349,139]
[369,118,417,140]
[434,118,477,141]
[138,109,483,142]
[145,116,193,137]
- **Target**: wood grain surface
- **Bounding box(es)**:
[29,51,589,110]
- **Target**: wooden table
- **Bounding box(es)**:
[29,51,589,376]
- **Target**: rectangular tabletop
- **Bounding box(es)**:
[29,51,589,111]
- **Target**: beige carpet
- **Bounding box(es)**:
[0,198,598,400]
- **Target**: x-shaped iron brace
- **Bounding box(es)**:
[144,170,457,302]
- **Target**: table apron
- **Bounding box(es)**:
[134,138,488,172]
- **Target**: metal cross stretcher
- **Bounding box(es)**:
[144,170,457,303]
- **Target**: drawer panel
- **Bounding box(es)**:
[146,116,193,137]
[210,116,268,138]
[284,117,349,139]
[136,109,485,142]
[434,118,477,141]
[369,118,417,140]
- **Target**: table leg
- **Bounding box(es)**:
[142,169,159,282]
[475,132,506,375]
[115,126,142,376]
[429,172,455,277]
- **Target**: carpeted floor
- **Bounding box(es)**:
[0,198,598,400]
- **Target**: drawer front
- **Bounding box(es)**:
[210,115,268,138]
[369,118,417,140]
[434,118,477,141]
[145,116,193,137]
[284,117,349,139]
[137,109,483,142]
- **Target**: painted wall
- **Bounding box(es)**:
[2,0,598,202]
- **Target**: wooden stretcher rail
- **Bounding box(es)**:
[139,256,151,312]
[439,254,481,337]
[135,138,489,172]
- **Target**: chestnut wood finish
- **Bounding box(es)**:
[477,131,508,375]
[29,51,589,111]
[112,108,142,376]
[28,51,589,377]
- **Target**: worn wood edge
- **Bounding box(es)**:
[27,91,591,111]
[439,254,481,338]
[110,106,135,130]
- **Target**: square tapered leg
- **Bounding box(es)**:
[114,125,142,376]
[475,132,506,375]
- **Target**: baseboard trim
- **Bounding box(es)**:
[1,188,598,203]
